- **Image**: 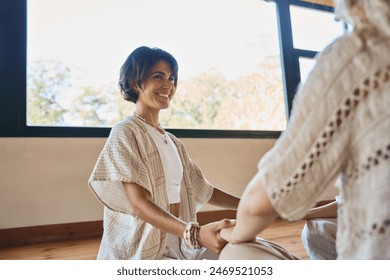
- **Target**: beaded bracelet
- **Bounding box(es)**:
[182,222,202,249]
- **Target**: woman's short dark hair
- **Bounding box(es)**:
[118,46,179,103]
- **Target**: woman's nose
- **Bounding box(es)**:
[162,79,173,89]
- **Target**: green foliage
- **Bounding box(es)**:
[27,60,70,125]
[70,85,131,127]
[161,72,229,128]
[27,59,286,130]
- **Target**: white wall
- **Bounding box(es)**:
[0,137,337,229]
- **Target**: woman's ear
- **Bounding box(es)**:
[131,80,140,94]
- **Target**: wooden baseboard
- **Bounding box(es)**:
[0,210,236,248]
[0,220,103,248]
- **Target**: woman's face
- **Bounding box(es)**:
[135,60,176,111]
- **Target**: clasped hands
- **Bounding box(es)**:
[197,219,236,253]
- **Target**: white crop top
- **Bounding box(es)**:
[144,124,183,204]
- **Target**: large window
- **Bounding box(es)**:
[290,3,346,85]
[290,5,344,52]
[0,0,346,138]
[27,0,286,132]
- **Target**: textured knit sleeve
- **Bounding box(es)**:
[88,123,152,214]
[257,34,361,221]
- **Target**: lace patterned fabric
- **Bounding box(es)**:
[257,30,390,259]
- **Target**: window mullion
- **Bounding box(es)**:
[275,0,301,119]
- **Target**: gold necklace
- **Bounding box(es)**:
[133,112,168,144]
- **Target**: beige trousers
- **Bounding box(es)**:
[219,237,299,260]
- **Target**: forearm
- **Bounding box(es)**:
[123,182,236,253]
[208,187,240,210]
[230,206,277,243]
[133,197,187,236]
[123,182,186,237]
[223,174,278,243]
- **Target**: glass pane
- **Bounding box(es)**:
[299,57,316,85]
[290,5,344,51]
[27,0,286,131]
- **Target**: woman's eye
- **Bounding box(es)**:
[153,74,163,79]
[150,73,175,83]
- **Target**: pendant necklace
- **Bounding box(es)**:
[133,112,168,144]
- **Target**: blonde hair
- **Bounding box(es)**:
[334,0,390,36]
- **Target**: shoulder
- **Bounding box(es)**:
[316,31,390,71]
[314,32,361,71]
[297,32,387,99]
[110,116,143,139]
[105,117,146,149]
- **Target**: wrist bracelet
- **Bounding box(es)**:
[183,222,202,249]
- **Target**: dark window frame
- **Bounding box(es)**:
[0,0,333,138]
[277,0,335,116]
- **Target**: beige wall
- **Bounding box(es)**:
[0,137,337,229]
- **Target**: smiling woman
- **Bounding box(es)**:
[133,61,176,111]
[88,46,242,260]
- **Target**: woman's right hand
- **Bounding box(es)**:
[198,219,235,253]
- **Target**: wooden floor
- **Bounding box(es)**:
[0,219,308,260]
[257,219,309,259]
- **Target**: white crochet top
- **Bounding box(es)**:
[144,123,183,204]
[258,30,390,259]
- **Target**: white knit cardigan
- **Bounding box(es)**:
[88,116,214,259]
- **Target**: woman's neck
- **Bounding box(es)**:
[134,107,160,126]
